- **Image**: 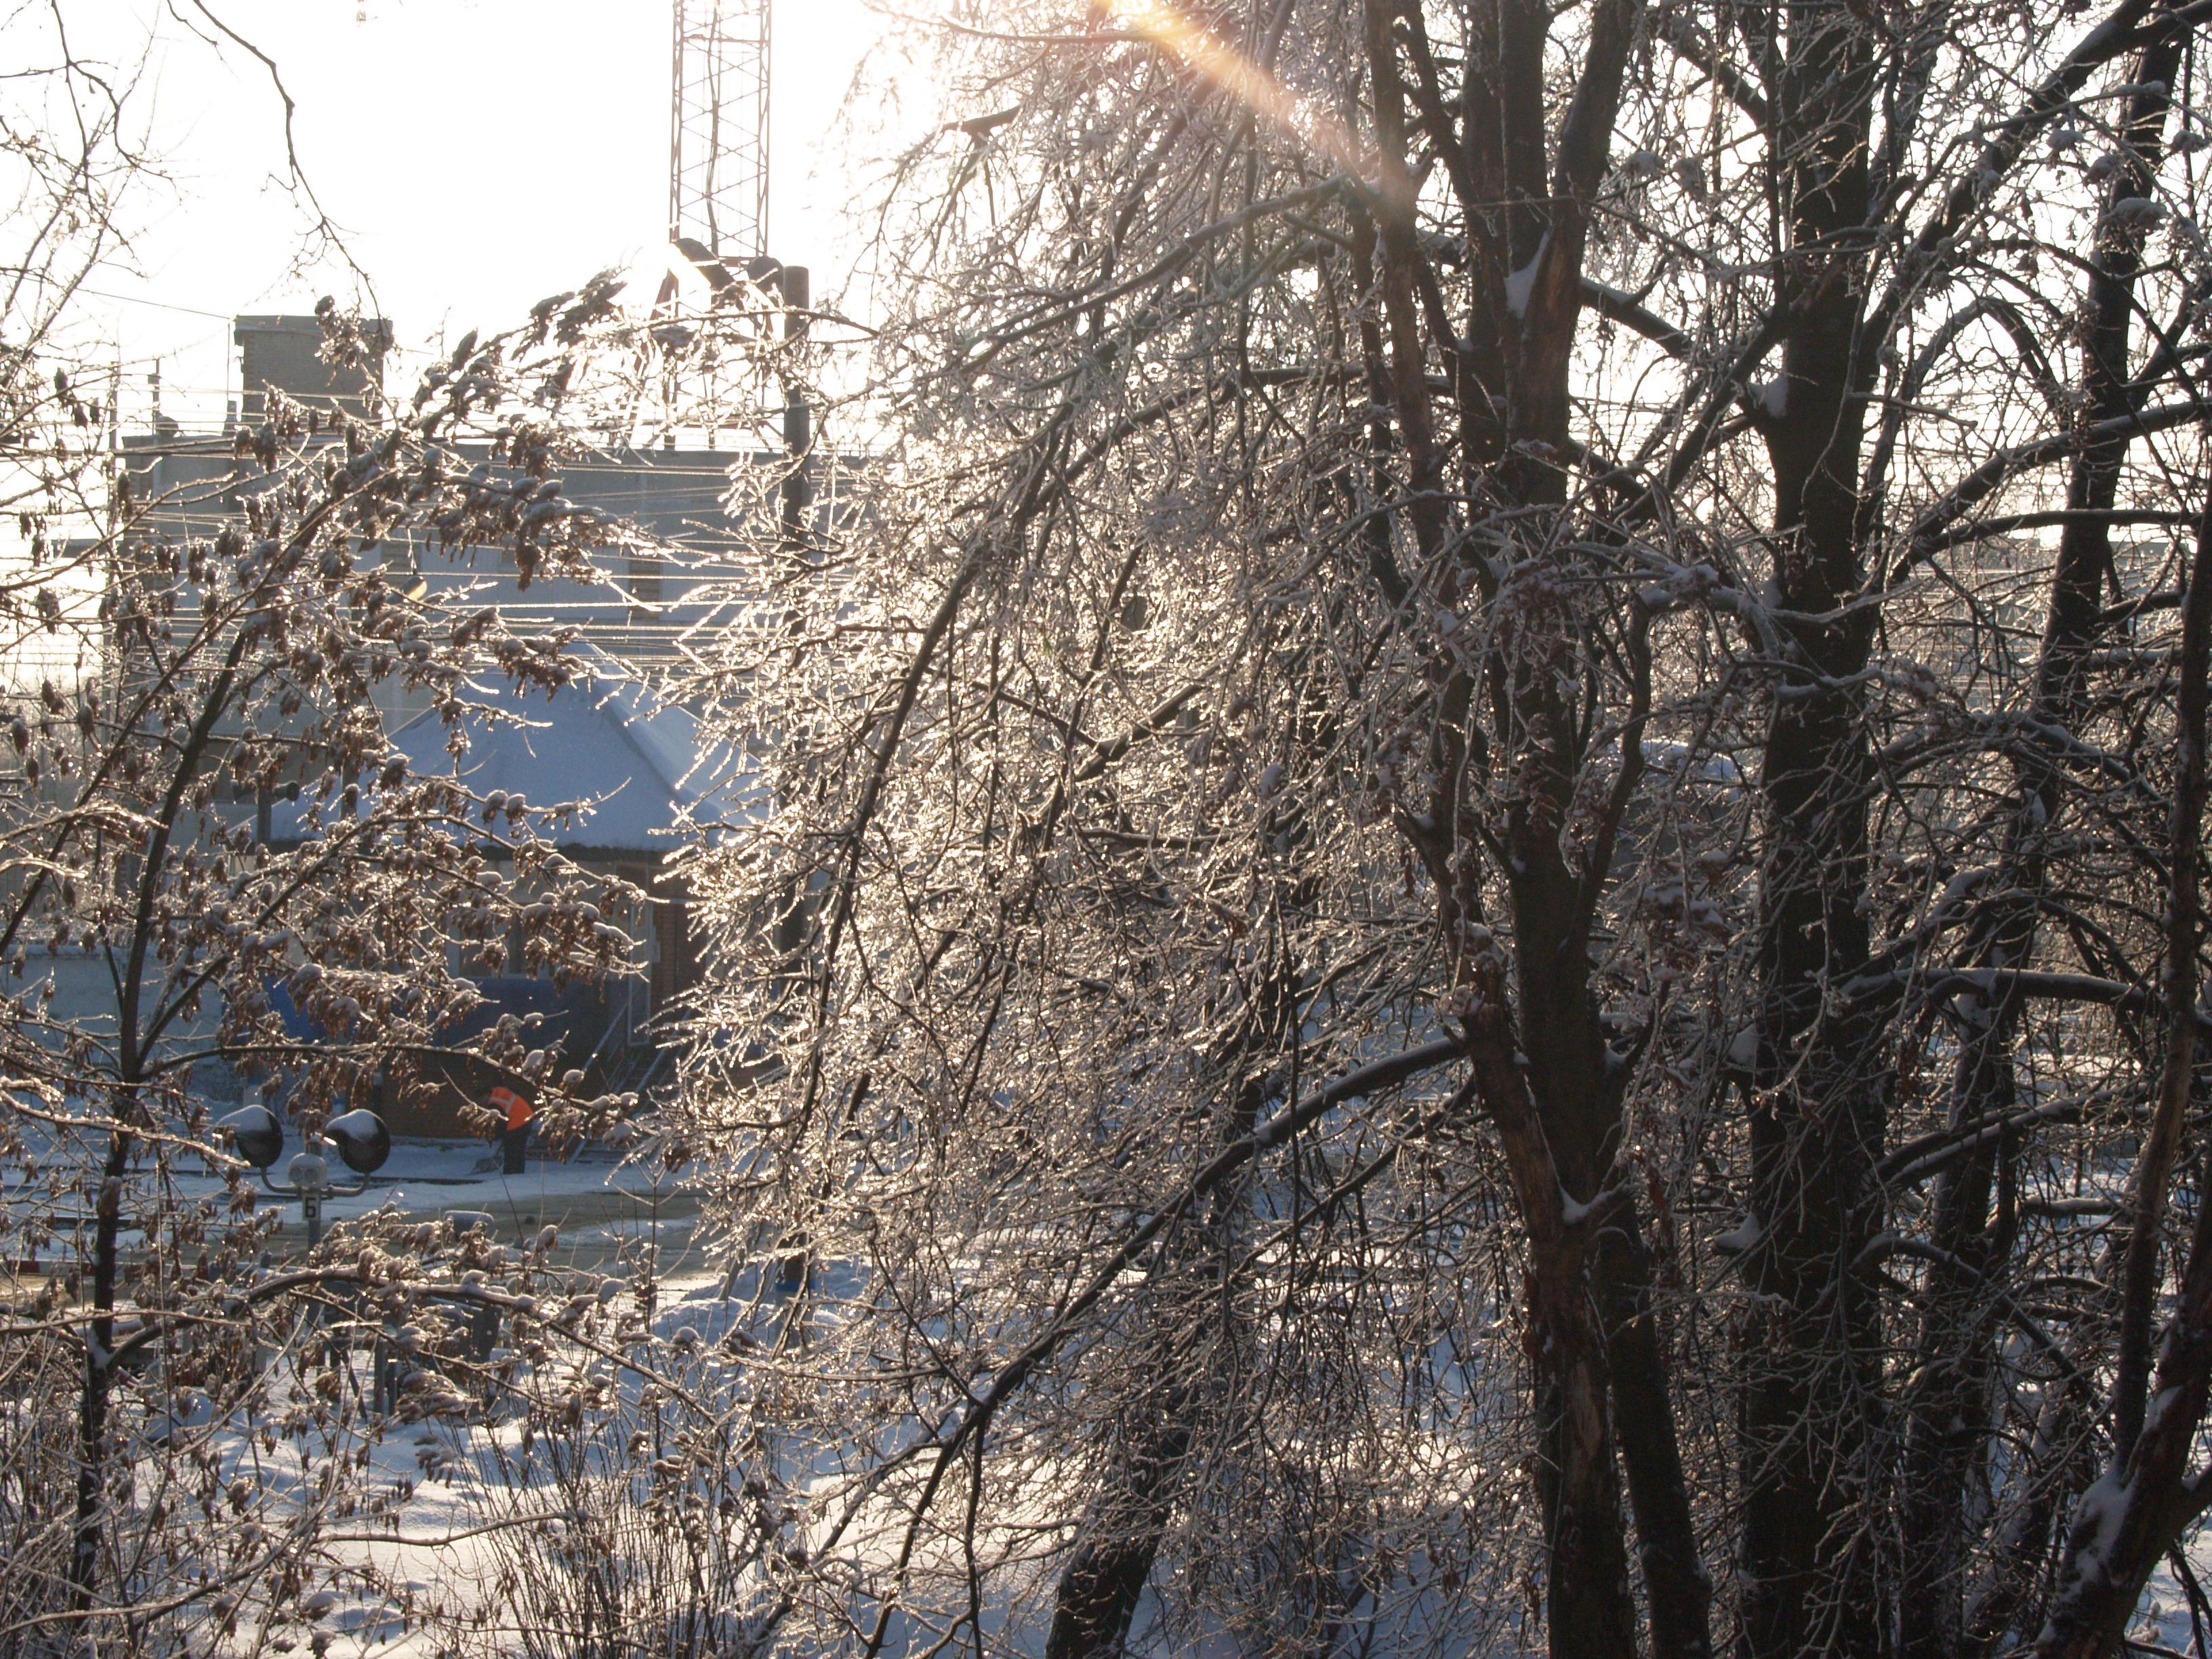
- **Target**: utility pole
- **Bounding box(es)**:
[779,262,811,553]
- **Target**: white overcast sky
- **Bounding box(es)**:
[60,0,910,432]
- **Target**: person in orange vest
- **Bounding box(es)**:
[491,1082,533,1174]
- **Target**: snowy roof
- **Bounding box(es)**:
[275,645,752,854]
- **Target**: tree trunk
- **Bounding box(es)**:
[68,1127,133,1614]
[1045,1417,1191,1659]
[1455,935,1640,1659]
[1045,916,1300,1656]
[2037,496,2212,1658]
[1599,1227,1713,1659]
[1898,48,2186,1654]
[1741,7,1883,1653]
[1368,0,1706,1645]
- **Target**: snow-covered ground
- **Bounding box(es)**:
[2135,1548,2212,1654]
[59,1134,2210,1658]
[205,1138,693,1230]
[12,1136,712,1277]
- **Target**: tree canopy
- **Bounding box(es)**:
[669,1,2212,1656]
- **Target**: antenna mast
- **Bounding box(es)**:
[670,0,770,260]
[661,0,804,475]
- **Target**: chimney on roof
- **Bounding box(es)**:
[233,314,392,423]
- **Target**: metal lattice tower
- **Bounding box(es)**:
[670,0,770,261]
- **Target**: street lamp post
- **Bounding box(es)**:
[217,1094,392,1250]
[279,1148,333,1250]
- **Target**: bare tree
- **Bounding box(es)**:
[0,18,743,1646]
[0,279,699,1650]
[660,0,2212,1655]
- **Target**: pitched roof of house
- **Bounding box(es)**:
[275,644,753,854]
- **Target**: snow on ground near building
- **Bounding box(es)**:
[266,1261,1471,1659]
[237,1137,703,1263]
[70,1131,2212,1657]
[150,1212,2212,1659]
[13,1135,712,1277]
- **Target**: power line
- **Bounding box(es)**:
[72,287,238,323]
